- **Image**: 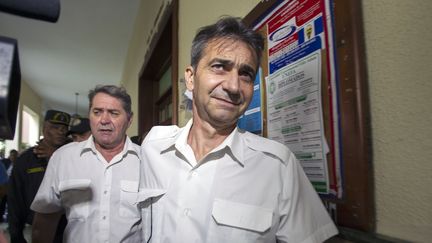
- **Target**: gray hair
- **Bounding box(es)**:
[190,16,264,72]
[88,85,133,118]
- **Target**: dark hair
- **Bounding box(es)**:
[191,16,264,71]
[88,85,133,118]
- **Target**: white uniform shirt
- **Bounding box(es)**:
[140,120,338,243]
[31,136,142,243]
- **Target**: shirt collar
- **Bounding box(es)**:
[173,119,245,166]
[228,127,245,165]
[173,119,193,153]
[218,126,244,166]
[81,135,139,158]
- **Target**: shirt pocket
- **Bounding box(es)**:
[211,198,273,242]
[59,179,92,220]
[119,180,140,218]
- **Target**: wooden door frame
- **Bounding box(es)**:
[138,0,178,136]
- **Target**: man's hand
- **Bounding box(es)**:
[33,140,56,159]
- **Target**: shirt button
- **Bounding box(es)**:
[102,216,106,220]
[188,171,197,179]
[183,208,191,217]
[104,190,108,194]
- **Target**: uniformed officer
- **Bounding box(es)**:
[8,109,70,243]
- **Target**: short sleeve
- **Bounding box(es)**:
[30,151,63,213]
[276,153,338,243]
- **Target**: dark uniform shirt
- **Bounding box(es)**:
[7,146,66,243]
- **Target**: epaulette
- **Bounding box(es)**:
[243,132,292,165]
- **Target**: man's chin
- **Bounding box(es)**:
[208,115,239,129]
[94,137,115,148]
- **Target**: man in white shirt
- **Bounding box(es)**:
[140,16,338,243]
[31,85,142,243]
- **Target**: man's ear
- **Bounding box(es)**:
[127,112,133,128]
[185,66,194,91]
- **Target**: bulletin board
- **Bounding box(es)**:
[243,0,374,232]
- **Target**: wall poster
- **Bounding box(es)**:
[253,0,342,197]
[238,68,263,135]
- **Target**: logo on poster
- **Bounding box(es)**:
[269,25,296,42]
[306,24,313,40]
[269,81,276,94]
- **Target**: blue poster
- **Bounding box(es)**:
[238,68,262,134]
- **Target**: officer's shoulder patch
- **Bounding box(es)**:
[243,132,292,165]
[27,167,45,174]
[143,125,180,142]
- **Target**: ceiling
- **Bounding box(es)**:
[0,0,141,117]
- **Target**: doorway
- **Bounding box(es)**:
[138,0,178,136]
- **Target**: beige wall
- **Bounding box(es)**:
[363,0,432,242]
[20,80,42,116]
[18,80,42,148]
[123,0,432,241]
[6,80,41,152]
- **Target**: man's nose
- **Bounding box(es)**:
[58,126,68,135]
[100,112,111,123]
[223,71,240,94]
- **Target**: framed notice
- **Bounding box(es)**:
[244,0,374,231]
[250,0,342,197]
